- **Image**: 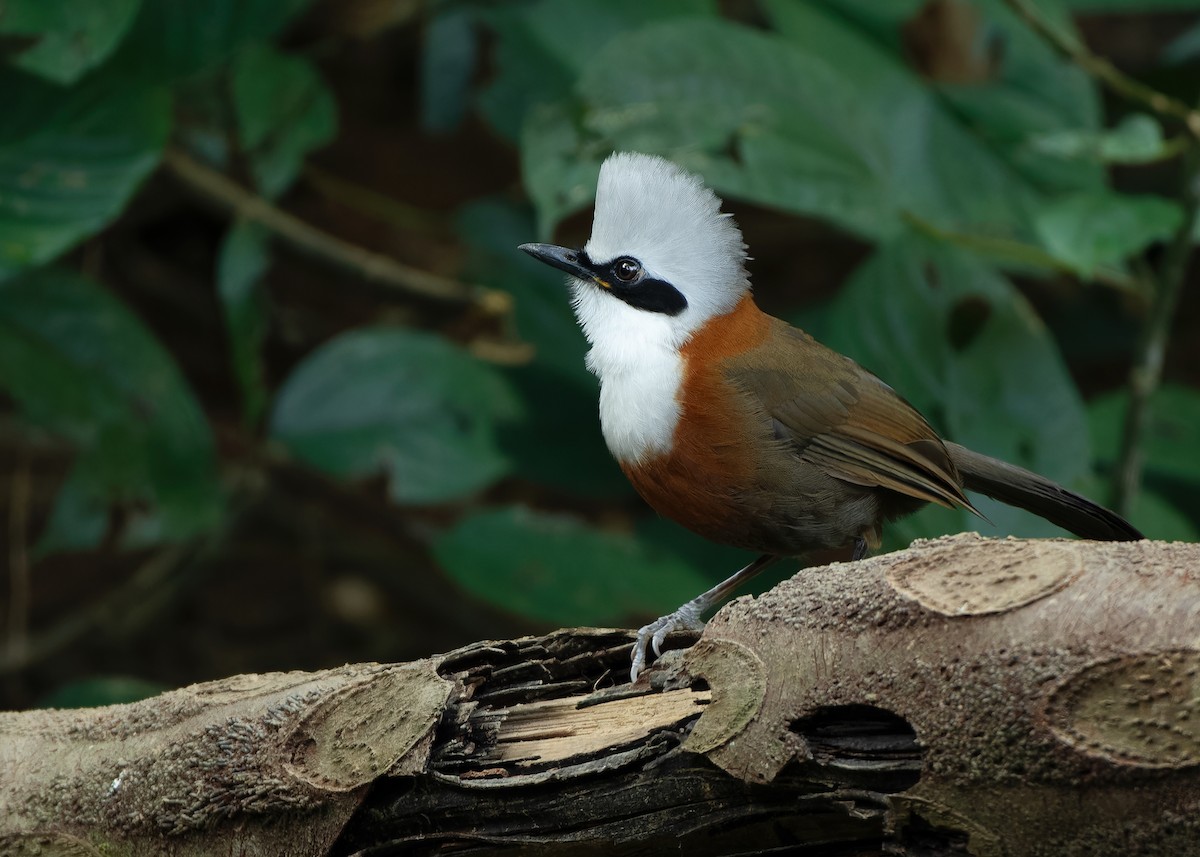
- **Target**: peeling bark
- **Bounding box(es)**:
[2,534,1198,856]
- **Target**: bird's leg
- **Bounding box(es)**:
[851,537,869,562]
[631,553,781,681]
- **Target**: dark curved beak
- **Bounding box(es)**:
[519,243,593,281]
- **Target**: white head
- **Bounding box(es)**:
[518,152,750,462]
[521,152,749,360]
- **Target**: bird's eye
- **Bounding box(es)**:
[613,257,642,282]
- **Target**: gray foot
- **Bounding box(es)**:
[630,602,705,681]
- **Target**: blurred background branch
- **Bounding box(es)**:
[163,147,493,306]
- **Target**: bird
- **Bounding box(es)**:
[519,151,1143,681]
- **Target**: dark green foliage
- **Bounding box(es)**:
[217,221,272,426]
[0,269,223,553]
[457,199,631,497]
[270,328,520,505]
[0,0,141,84]
[1033,192,1182,277]
[822,236,1091,541]
[1029,113,1174,164]
[37,676,166,709]
[433,506,709,625]
[476,0,1200,555]
[1089,385,1200,541]
[111,0,312,82]
[230,45,337,197]
[1090,385,1200,484]
[0,67,170,279]
[0,0,1197,650]
[420,6,478,133]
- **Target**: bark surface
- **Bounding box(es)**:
[2,534,1198,856]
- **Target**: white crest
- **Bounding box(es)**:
[568,152,751,464]
[583,152,749,347]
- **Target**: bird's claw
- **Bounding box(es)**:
[630,603,705,682]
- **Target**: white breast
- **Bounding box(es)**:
[572,282,684,464]
[593,350,682,465]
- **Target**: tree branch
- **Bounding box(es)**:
[162,149,506,310]
[3,535,1198,856]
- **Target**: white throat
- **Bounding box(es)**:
[564,152,753,465]
[573,283,683,464]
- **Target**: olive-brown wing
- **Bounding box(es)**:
[725,322,979,514]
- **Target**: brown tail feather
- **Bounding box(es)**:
[945,442,1143,541]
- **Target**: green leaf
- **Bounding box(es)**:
[37,465,111,553]
[477,0,715,140]
[1073,473,1199,543]
[230,45,337,198]
[0,268,223,554]
[498,368,631,498]
[1164,19,1200,64]
[112,0,312,81]
[420,6,477,133]
[1034,192,1183,277]
[576,18,895,238]
[635,516,760,592]
[270,328,521,504]
[456,198,629,497]
[1089,385,1200,484]
[0,68,170,280]
[823,235,1091,540]
[1126,489,1200,542]
[457,198,590,380]
[1028,114,1174,165]
[563,14,1080,242]
[38,676,165,709]
[474,6,571,142]
[903,212,1136,290]
[773,0,1102,193]
[432,506,710,626]
[520,102,604,239]
[520,1,1123,240]
[0,0,142,84]
[217,221,270,426]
